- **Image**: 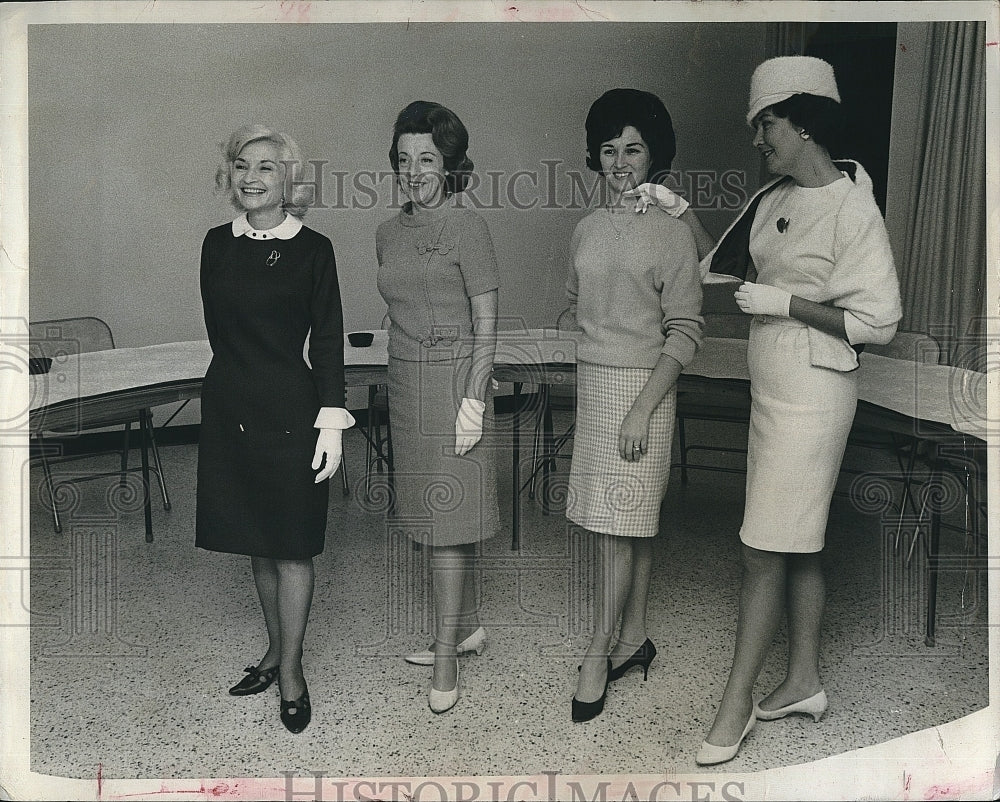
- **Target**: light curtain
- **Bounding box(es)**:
[898,21,987,368]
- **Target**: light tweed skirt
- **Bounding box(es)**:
[386,355,500,547]
[740,318,858,553]
[566,361,676,538]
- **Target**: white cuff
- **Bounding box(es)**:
[461,397,486,413]
[314,407,356,429]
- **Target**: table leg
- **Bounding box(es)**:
[541,385,554,516]
[923,457,941,647]
[139,408,153,543]
[512,381,521,551]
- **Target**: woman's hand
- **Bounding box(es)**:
[455,397,485,455]
[623,183,689,217]
[312,428,343,483]
[734,281,792,317]
[619,407,651,462]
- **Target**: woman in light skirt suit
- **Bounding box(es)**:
[375,101,500,714]
[631,56,903,764]
[567,89,704,723]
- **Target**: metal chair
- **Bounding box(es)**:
[673,313,752,483]
[847,330,943,529]
[364,315,393,502]
[525,308,578,512]
[29,317,170,532]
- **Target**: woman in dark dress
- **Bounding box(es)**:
[196,125,353,734]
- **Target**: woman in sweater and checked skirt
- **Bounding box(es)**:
[567,89,704,722]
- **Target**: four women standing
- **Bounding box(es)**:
[196,56,903,763]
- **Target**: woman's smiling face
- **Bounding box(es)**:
[599,125,652,196]
[751,109,807,177]
[232,140,286,215]
[396,133,447,208]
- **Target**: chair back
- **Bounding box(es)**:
[29,317,116,359]
[867,331,941,365]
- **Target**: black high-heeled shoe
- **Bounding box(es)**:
[571,658,611,723]
[228,664,280,696]
[280,682,311,734]
[609,638,656,682]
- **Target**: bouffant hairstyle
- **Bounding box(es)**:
[388,101,474,195]
[215,125,312,218]
[585,89,677,182]
[764,93,843,153]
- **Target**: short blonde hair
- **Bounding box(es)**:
[215,125,312,218]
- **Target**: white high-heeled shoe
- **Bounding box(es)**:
[428,661,460,714]
[695,712,755,766]
[405,627,486,666]
[754,689,828,722]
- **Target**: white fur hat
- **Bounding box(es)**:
[746,56,840,125]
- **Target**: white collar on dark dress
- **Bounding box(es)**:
[231,213,303,240]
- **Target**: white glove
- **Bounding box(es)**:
[455,397,485,455]
[734,282,792,317]
[312,428,344,483]
[622,182,689,217]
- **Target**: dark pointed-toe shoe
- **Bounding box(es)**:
[609,638,657,682]
[280,684,311,734]
[228,664,280,696]
[571,658,611,723]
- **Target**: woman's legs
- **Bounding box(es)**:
[454,562,482,643]
[430,543,475,692]
[758,551,825,710]
[705,544,786,746]
[273,558,315,701]
[576,531,633,703]
[250,557,282,670]
[611,537,653,668]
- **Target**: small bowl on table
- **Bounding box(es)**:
[29,357,53,374]
[348,332,375,348]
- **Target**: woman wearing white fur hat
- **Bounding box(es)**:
[630,55,902,765]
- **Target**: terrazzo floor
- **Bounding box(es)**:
[23,411,990,783]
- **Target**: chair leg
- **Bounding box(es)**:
[677,416,689,485]
[365,386,378,501]
[39,442,62,533]
[529,385,551,502]
[541,389,554,516]
[120,422,131,487]
[385,407,394,472]
[138,409,154,543]
[145,411,171,511]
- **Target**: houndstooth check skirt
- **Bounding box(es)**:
[566,360,676,538]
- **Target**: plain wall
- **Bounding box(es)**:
[27,22,766,415]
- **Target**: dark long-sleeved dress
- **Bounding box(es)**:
[196,217,346,559]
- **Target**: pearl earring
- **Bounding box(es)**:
[799,130,811,140]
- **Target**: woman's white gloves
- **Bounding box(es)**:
[312,428,344,483]
[735,282,792,317]
[455,397,486,455]
[623,183,690,217]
